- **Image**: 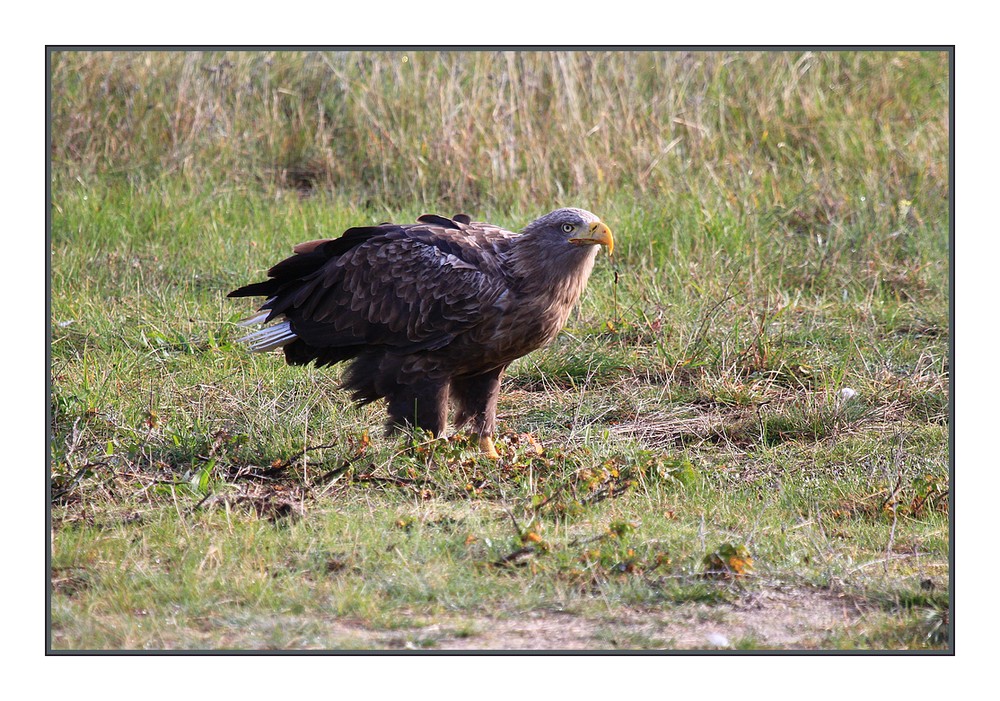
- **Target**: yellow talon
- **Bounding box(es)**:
[474,434,500,459]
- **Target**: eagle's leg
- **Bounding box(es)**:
[385,380,450,439]
[452,367,505,459]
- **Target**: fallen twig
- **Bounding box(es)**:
[491,546,537,568]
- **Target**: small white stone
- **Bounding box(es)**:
[838,388,858,401]
[706,632,729,647]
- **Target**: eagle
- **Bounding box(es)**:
[228,208,614,458]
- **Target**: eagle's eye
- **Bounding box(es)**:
[561,223,575,234]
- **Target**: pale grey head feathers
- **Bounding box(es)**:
[522,208,601,236]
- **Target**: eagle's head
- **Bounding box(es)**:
[522,208,614,257]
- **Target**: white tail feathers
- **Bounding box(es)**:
[236,320,297,352]
[236,298,278,328]
[236,310,271,327]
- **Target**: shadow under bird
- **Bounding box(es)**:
[228,207,614,458]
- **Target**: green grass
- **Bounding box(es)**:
[49,49,949,651]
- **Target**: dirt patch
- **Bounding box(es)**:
[319,587,864,651]
[436,588,861,650]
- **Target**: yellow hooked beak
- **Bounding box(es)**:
[569,221,614,256]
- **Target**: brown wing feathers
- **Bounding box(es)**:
[227,230,377,311]
[229,215,501,367]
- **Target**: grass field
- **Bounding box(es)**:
[49,50,950,650]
